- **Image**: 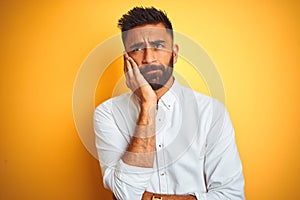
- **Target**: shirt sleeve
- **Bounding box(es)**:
[94,100,154,200]
[196,100,245,199]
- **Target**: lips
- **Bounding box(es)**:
[140,65,164,75]
[145,69,161,75]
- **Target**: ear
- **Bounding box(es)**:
[172,44,179,64]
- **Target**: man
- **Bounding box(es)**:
[94,7,245,200]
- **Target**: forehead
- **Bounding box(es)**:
[124,23,172,47]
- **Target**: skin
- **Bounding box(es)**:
[121,23,179,168]
[120,23,196,199]
[124,23,178,98]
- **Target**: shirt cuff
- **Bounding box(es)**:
[193,192,206,200]
[115,159,154,189]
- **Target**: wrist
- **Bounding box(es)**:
[141,100,156,108]
[137,102,156,126]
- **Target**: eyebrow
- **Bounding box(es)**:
[129,39,166,50]
[129,42,144,50]
[149,39,165,45]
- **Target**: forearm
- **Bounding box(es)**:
[122,102,156,168]
[142,191,196,200]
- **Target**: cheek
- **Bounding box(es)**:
[129,56,143,67]
[157,52,173,65]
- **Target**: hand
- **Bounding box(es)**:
[141,191,197,200]
[124,53,157,105]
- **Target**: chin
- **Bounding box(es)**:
[150,83,164,90]
[148,80,166,90]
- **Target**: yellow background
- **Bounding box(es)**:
[1,0,300,199]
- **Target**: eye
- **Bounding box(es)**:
[134,48,142,52]
[131,47,143,53]
[154,43,164,49]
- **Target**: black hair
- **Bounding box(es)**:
[118,7,173,43]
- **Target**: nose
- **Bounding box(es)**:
[142,47,157,64]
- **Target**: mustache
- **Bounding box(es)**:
[139,64,165,74]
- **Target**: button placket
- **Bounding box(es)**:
[155,101,169,194]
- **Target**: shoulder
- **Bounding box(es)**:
[94,93,131,116]
[177,84,229,128]
[177,83,224,111]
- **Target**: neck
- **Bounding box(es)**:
[155,76,174,100]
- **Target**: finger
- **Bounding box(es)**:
[127,57,140,76]
[123,52,130,72]
[124,51,129,59]
[123,54,127,72]
[124,66,133,90]
[124,57,133,77]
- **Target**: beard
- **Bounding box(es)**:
[139,55,174,90]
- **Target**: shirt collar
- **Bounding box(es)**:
[131,77,182,110]
[159,78,181,110]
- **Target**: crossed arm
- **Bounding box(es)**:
[95,54,244,199]
[121,55,157,169]
[123,55,198,200]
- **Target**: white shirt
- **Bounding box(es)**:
[94,79,245,200]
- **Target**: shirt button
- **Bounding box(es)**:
[158,144,162,148]
[160,172,165,176]
[158,118,161,121]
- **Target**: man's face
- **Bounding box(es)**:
[124,23,178,90]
